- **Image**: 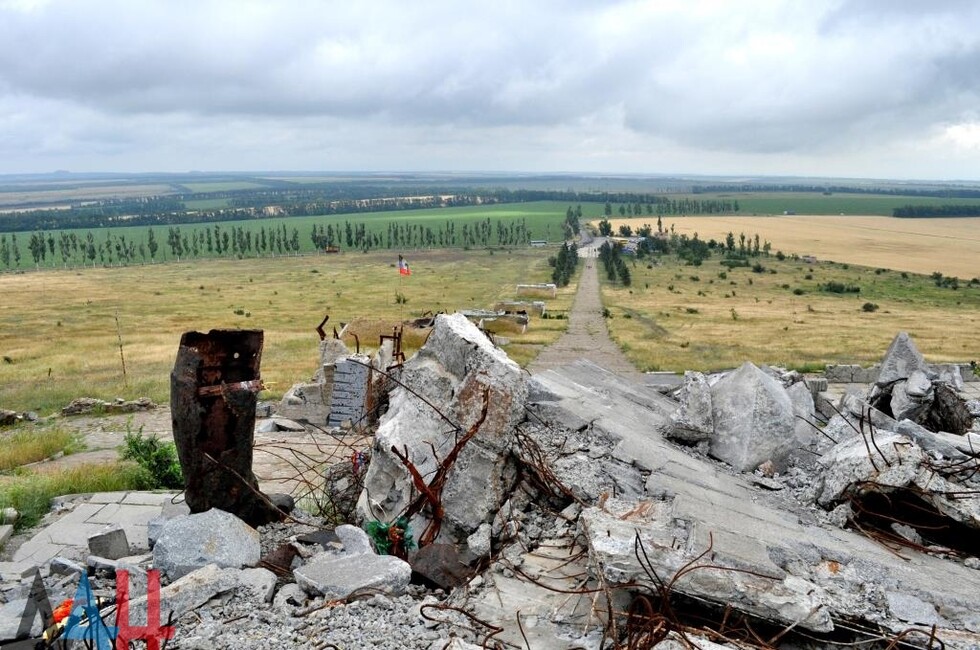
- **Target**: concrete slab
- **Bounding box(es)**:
[121,492,173,506]
[88,491,127,504]
[0,524,12,548]
[534,362,980,640]
[0,560,37,581]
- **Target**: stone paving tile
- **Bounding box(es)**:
[88,491,128,504]
[121,492,174,506]
[87,503,163,526]
[12,539,66,564]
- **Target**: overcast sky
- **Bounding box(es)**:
[1,0,978,180]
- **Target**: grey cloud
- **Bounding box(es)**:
[0,0,978,176]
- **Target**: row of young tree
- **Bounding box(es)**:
[598,241,631,286]
[310,218,532,250]
[602,198,739,217]
[549,243,579,287]
[0,216,536,270]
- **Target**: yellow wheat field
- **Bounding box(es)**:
[602,215,980,279]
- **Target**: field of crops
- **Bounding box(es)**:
[601,215,980,278]
[679,192,980,216]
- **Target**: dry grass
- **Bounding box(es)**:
[0,248,573,414]
[0,427,76,471]
[601,215,980,279]
[602,254,980,372]
[0,461,152,530]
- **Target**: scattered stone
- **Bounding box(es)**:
[336,524,373,555]
[124,564,242,626]
[87,525,130,560]
[1,507,18,524]
[49,556,86,576]
[238,567,277,603]
[153,508,261,580]
[410,543,474,590]
[61,396,155,415]
[466,523,491,560]
[267,493,295,514]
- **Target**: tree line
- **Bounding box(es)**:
[0,216,534,270]
[892,204,980,218]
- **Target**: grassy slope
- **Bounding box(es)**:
[0,247,573,414]
[601,254,980,372]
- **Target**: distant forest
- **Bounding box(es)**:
[0,188,737,234]
[892,204,980,218]
[694,183,980,199]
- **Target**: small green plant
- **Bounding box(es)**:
[861,302,880,312]
[685,307,699,314]
[394,292,408,305]
[121,427,183,489]
[730,308,739,321]
[793,288,805,295]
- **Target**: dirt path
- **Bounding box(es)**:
[528,240,642,379]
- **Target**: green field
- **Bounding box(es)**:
[180,181,270,192]
[0,202,585,271]
[183,198,233,210]
[682,192,980,216]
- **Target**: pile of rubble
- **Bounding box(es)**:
[3,318,979,649]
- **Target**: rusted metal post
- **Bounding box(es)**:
[170,329,282,527]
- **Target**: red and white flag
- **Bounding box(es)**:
[397,254,411,276]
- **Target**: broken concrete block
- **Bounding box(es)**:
[579,497,832,632]
[890,380,931,422]
[906,370,933,397]
[787,381,817,446]
[336,524,373,555]
[709,362,797,472]
[123,564,242,626]
[936,364,966,392]
[87,525,130,560]
[293,551,411,599]
[358,313,527,544]
[816,431,925,507]
[0,524,11,548]
[410,543,474,590]
[665,371,712,442]
[152,508,261,580]
[239,567,277,603]
[49,556,86,576]
[876,331,926,386]
[466,523,491,560]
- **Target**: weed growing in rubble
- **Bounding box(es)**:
[121,426,183,489]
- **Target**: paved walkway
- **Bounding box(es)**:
[2,491,186,570]
[528,240,642,379]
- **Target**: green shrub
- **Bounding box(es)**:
[861,302,879,312]
[121,428,183,489]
